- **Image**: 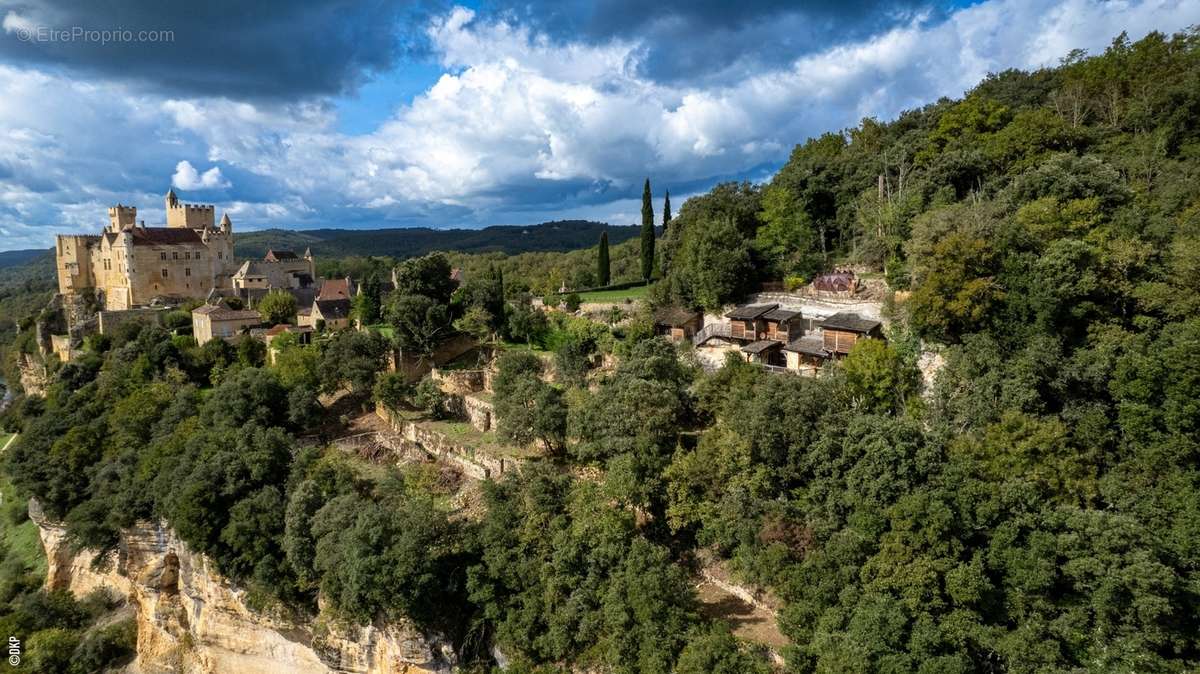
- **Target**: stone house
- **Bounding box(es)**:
[192,305,262,345]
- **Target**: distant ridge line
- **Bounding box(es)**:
[233,220,639,259]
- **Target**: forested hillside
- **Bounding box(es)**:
[2,28,1200,674]
[234,220,640,259]
[651,28,1200,671]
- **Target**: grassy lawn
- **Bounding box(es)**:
[0,459,47,580]
[364,323,395,339]
[424,418,543,459]
[574,284,650,304]
[499,339,549,354]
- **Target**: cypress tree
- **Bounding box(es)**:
[640,178,654,281]
[598,231,611,286]
[663,190,672,233]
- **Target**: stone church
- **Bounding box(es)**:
[55,189,239,310]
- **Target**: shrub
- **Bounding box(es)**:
[413,377,449,419]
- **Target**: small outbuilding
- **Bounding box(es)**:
[654,307,703,342]
[724,304,778,341]
[819,312,883,355]
[192,305,262,345]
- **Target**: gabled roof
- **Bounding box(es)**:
[741,339,782,355]
[192,305,261,321]
[725,303,778,320]
[265,249,298,261]
[318,277,352,301]
[763,308,801,323]
[784,335,828,357]
[265,323,313,337]
[820,312,881,334]
[314,298,352,319]
[127,227,203,246]
[654,307,701,327]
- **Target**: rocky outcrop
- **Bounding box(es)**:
[30,501,456,674]
[16,353,49,397]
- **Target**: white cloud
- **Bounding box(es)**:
[170,160,230,190]
[2,0,1200,250]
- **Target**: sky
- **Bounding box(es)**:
[0,0,1198,251]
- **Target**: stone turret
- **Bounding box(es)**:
[166,187,215,229]
[107,204,137,232]
[219,212,232,233]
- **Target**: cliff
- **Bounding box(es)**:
[30,502,456,674]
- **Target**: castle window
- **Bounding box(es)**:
[218,252,223,259]
[161,268,168,278]
[185,268,191,277]
[160,252,167,261]
[196,252,202,260]
[172,252,179,260]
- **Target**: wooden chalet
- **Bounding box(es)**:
[819,312,883,356]
[762,307,803,342]
[783,335,828,372]
[654,307,703,342]
[741,338,786,366]
[724,304,777,341]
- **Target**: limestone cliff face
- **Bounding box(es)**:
[31,503,456,674]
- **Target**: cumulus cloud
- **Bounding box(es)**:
[171,160,230,190]
[1,0,1200,250]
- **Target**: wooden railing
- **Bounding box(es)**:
[692,323,731,346]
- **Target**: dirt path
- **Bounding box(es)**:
[695,577,789,653]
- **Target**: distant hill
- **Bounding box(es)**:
[232,220,637,259]
[0,248,51,271]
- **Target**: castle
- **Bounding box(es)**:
[55,189,239,310]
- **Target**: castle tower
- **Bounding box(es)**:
[219,212,232,233]
[165,187,215,229]
[107,204,137,232]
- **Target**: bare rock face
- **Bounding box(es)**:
[31,502,456,674]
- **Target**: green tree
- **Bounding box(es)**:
[26,627,79,674]
[374,371,413,411]
[676,624,771,674]
[413,377,450,419]
[598,230,611,286]
[841,338,918,414]
[506,300,548,346]
[667,216,753,310]
[453,305,494,343]
[386,294,452,357]
[258,290,297,326]
[393,252,457,304]
[318,330,388,397]
[493,353,566,454]
[641,178,655,281]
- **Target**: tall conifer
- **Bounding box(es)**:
[640,178,654,281]
[663,190,672,233]
[598,231,611,286]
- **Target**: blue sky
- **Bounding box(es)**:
[0,0,1198,251]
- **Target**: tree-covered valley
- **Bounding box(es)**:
[2,28,1200,673]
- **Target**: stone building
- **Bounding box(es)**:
[191,305,262,345]
[55,189,238,310]
[232,249,316,291]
